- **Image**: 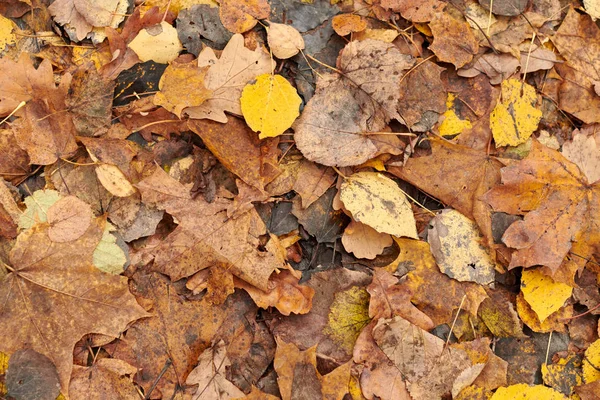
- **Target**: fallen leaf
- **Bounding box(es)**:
[490,384,567,399]
[185,33,273,122]
[372,316,475,400]
[490,78,542,147]
[186,340,245,400]
[292,186,348,243]
[218,0,270,34]
[92,222,128,275]
[478,0,528,16]
[429,12,479,68]
[516,291,571,333]
[342,220,393,259]
[69,359,139,400]
[137,166,285,290]
[128,21,183,63]
[541,353,583,396]
[267,22,304,58]
[18,189,61,230]
[562,129,600,184]
[583,339,600,383]
[234,270,314,315]
[0,220,148,395]
[484,140,600,272]
[397,238,489,326]
[292,159,337,209]
[188,118,280,190]
[367,268,434,329]
[47,195,93,243]
[176,5,232,55]
[332,14,367,36]
[389,138,502,251]
[340,172,418,238]
[274,339,351,400]
[5,349,60,400]
[240,73,302,139]
[521,268,573,323]
[293,39,414,166]
[427,209,496,285]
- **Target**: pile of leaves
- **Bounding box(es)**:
[0,0,600,399]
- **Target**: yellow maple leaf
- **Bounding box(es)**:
[490,79,542,147]
[520,269,573,322]
[240,73,302,139]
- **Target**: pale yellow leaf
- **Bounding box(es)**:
[340,172,417,238]
[490,384,566,399]
[267,23,304,59]
[583,339,600,383]
[342,220,393,259]
[128,21,183,64]
[95,164,136,197]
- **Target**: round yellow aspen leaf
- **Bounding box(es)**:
[128,21,183,64]
[267,22,304,59]
[490,384,566,399]
[520,268,572,323]
[241,74,302,139]
[339,172,418,238]
[490,78,542,147]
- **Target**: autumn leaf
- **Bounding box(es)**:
[484,140,600,272]
[137,166,285,290]
[127,21,183,64]
[240,74,302,139]
[340,172,418,238]
[186,340,245,400]
[0,220,148,395]
[332,14,367,36]
[427,209,495,285]
[389,138,502,250]
[274,339,351,400]
[342,220,393,259]
[266,22,304,59]
[490,78,542,147]
[184,33,274,122]
[490,384,567,399]
[429,11,478,68]
[69,359,139,400]
[520,269,573,323]
[218,0,270,34]
[293,39,414,166]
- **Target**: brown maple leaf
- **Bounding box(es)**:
[484,139,600,272]
[0,220,148,395]
[0,55,78,165]
[136,166,285,290]
[389,138,502,250]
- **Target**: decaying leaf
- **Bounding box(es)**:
[340,172,418,238]
[274,339,351,400]
[293,39,414,166]
[342,220,393,260]
[267,22,304,59]
[429,12,479,68]
[427,209,495,285]
[137,166,285,290]
[484,140,600,272]
[240,74,302,139]
[0,221,148,395]
[185,33,274,122]
[218,0,270,34]
[186,340,245,400]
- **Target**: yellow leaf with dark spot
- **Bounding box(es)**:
[490,79,542,147]
[438,93,472,137]
[241,74,301,139]
[324,286,370,355]
[340,172,418,238]
[583,339,600,383]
